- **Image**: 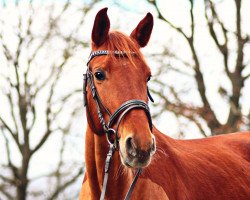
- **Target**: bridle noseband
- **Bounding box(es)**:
[83,50,154,200]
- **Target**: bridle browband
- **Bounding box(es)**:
[83,50,154,200]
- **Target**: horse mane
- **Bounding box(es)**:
[103,31,146,67]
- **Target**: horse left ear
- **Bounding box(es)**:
[130,13,153,48]
[92,7,110,47]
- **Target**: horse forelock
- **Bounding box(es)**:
[95,31,147,68]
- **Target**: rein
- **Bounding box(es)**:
[83,50,154,200]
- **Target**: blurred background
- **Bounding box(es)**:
[0,0,249,199]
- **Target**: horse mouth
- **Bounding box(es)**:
[119,150,152,168]
[124,160,133,168]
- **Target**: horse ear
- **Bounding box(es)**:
[130,13,153,48]
[92,8,110,47]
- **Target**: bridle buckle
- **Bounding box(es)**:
[106,128,116,145]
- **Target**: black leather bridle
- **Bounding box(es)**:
[83,50,154,200]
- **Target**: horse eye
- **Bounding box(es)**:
[147,75,152,82]
[94,71,106,81]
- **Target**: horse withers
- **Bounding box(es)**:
[79,8,250,200]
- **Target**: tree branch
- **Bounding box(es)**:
[150,88,208,137]
[1,128,20,183]
[31,57,69,155]
[189,0,194,39]
[150,0,222,133]
[243,73,250,81]
[225,0,245,129]
[0,174,16,185]
[0,184,13,200]
[0,1,96,199]
[148,0,189,40]
[0,116,21,151]
[204,0,231,80]
[47,167,83,200]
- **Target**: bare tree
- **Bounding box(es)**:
[146,0,250,137]
[0,1,98,199]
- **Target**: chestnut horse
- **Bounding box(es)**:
[79,8,250,200]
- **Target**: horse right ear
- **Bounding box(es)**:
[92,8,110,47]
[130,13,153,48]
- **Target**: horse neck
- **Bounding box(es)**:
[85,125,133,199]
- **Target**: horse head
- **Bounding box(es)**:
[86,7,155,168]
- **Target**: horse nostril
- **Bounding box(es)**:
[151,137,156,152]
[126,137,137,157]
[126,137,132,149]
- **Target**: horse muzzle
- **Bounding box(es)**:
[120,135,156,168]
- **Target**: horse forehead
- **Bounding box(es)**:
[110,57,150,73]
[93,57,146,73]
